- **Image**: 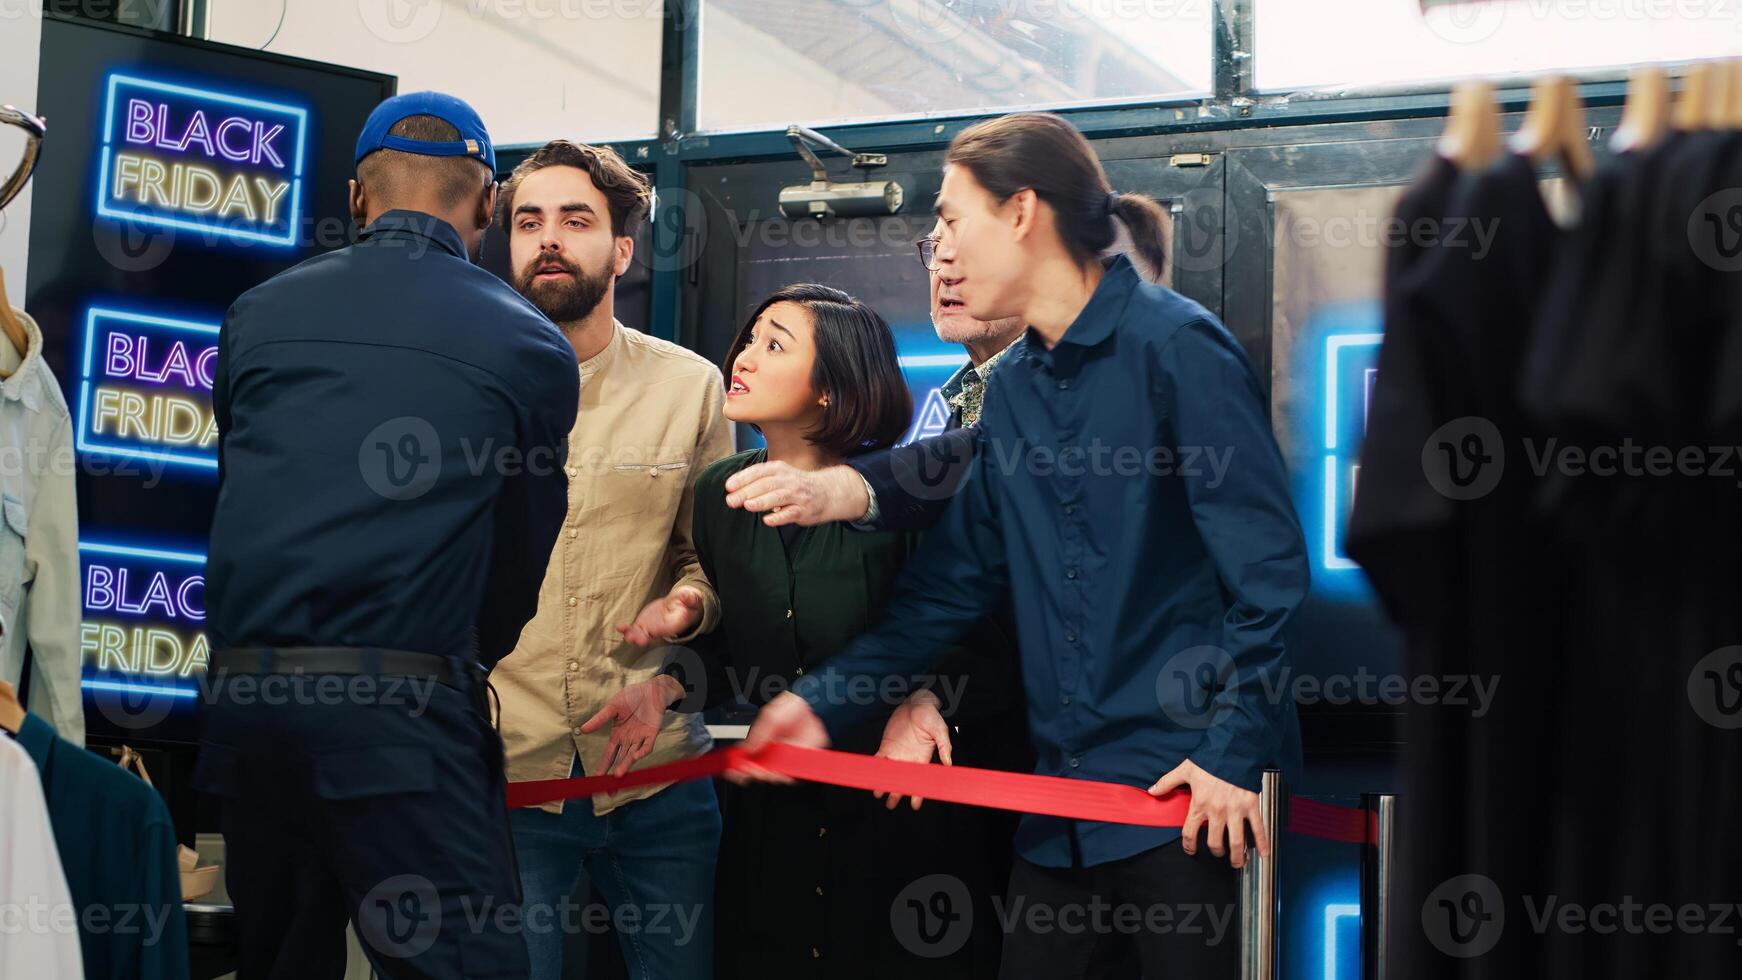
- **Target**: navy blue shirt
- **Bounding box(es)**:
[208,211,578,668]
[795,256,1309,867]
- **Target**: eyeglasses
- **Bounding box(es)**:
[915,236,940,272]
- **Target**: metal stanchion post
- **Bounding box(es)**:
[1239,769,1283,980]
[1360,794,1396,980]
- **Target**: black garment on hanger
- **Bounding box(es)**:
[1352,152,1565,979]
[1524,130,1742,979]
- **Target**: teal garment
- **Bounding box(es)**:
[15,712,189,980]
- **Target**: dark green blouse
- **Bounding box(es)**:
[688,449,923,748]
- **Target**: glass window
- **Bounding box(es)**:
[1256,0,1738,92]
[698,0,1212,133]
[205,0,664,145]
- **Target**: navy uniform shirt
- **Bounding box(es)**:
[796,255,1309,868]
[207,211,578,669]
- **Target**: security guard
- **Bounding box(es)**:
[197,93,578,979]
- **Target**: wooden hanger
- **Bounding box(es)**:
[0,680,23,735]
[1675,63,1716,131]
[1511,75,1595,183]
[0,267,27,379]
[1439,80,1502,170]
[1723,60,1742,129]
[1612,67,1672,152]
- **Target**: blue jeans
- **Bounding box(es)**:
[510,757,720,980]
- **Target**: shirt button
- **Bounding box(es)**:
[796,666,805,676]
[1066,632,1077,643]
[1064,505,1075,515]
[1066,569,1077,580]
[815,885,824,896]
[565,466,577,477]
[567,661,579,672]
[567,596,578,607]
[1058,379,1070,390]
[818,827,827,837]
[1061,695,1071,706]
[572,727,582,736]
[812,949,821,959]
[786,608,793,620]
[568,528,578,539]
[1070,757,1081,768]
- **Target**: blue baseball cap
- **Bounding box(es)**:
[355,91,495,172]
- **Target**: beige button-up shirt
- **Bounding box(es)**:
[491,322,731,815]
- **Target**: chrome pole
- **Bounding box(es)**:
[1240,769,1283,980]
[1360,794,1396,980]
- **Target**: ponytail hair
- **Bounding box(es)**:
[945,112,1168,280]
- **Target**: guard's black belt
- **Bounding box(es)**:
[211,647,472,688]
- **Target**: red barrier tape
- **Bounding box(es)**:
[507,745,1374,845]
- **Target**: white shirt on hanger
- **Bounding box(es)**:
[0,733,83,979]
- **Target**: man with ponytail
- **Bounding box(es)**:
[740,112,1310,978]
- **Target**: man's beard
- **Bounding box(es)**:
[516,252,614,324]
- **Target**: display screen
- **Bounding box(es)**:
[731,214,952,448]
[24,16,394,743]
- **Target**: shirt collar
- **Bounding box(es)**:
[14,711,55,770]
[1025,253,1140,353]
[1,307,45,412]
[577,320,624,386]
[358,209,468,260]
[940,335,1020,403]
